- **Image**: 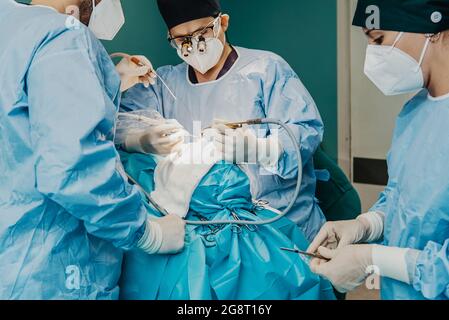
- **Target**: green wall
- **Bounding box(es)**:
[103,0,338,161]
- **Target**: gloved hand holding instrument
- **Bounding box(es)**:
[212,119,283,169]
[306,212,421,293]
[305,213,384,293]
[111,52,157,92]
[137,215,186,255]
[118,112,187,156]
[307,212,385,253]
[127,118,304,227]
[111,52,177,99]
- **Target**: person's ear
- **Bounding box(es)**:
[440,31,449,49]
[221,14,230,33]
[429,32,441,44]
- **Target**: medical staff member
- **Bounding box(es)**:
[0,0,185,300]
[308,0,449,300]
[121,0,326,241]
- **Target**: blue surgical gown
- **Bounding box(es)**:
[0,1,147,299]
[371,90,449,300]
[121,46,326,241]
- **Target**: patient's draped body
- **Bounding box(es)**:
[119,151,335,300]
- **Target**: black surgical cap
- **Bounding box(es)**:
[157,0,222,30]
[353,0,449,33]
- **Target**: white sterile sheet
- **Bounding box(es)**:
[150,138,222,218]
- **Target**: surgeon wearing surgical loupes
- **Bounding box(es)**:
[121,0,326,241]
[308,0,449,300]
[0,0,185,300]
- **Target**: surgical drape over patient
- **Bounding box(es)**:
[118,145,335,300]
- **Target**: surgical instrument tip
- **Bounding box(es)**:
[280,247,329,261]
[110,52,177,100]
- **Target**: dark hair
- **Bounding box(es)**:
[79,0,102,26]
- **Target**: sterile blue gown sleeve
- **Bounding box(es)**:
[261,58,324,180]
[371,168,449,300]
[373,183,449,299]
[413,239,449,299]
[367,91,449,300]
[370,175,396,215]
[27,29,146,250]
[119,82,161,113]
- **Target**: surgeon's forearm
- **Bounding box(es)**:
[35,141,148,250]
[412,239,449,299]
[372,245,420,285]
[27,29,148,251]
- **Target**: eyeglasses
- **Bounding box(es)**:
[168,15,222,51]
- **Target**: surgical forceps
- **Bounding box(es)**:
[280,247,330,261]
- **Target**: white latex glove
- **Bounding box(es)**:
[212,120,282,167]
[310,244,373,293]
[307,212,384,254]
[372,245,419,285]
[116,55,157,92]
[137,215,186,255]
[124,120,186,156]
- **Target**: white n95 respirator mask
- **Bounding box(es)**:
[364,32,430,96]
[177,19,225,74]
[88,0,125,41]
